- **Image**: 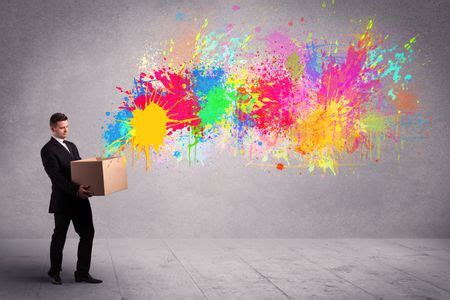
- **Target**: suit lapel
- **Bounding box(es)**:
[50,137,73,160]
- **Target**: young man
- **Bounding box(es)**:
[40,112,102,285]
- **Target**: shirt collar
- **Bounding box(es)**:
[52,135,66,144]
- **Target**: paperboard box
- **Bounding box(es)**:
[70,157,128,196]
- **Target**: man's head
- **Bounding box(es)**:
[50,113,69,139]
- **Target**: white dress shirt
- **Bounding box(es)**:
[52,135,71,153]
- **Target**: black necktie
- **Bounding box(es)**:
[63,140,72,156]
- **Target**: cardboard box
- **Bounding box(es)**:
[71,157,128,196]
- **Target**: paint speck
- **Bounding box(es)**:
[105,112,111,116]
[175,12,185,21]
[276,163,284,171]
[232,5,240,11]
[174,150,181,158]
[288,21,293,27]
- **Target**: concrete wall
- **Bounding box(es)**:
[1,0,449,238]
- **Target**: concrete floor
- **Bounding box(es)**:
[0,239,449,299]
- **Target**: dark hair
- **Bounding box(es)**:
[50,113,68,127]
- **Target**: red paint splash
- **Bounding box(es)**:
[250,71,299,135]
[276,163,284,170]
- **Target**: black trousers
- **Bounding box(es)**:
[49,203,95,275]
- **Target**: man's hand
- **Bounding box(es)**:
[77,185,94,199]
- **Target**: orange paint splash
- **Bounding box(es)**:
[392,87,419,114]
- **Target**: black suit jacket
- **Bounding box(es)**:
[41,137,88,213]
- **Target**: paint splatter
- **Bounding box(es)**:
[102,12,430,175]
[322,0,335,9]
[175,12,185,21]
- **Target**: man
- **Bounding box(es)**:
[40,112,102,285]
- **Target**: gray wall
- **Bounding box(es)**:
[1,0,449,238]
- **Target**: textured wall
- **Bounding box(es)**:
[0,0,449,238]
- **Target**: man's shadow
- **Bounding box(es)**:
[0,256,48,284]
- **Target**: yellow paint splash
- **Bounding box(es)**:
[129,102,172,169]
[242,34,253,49]
[404,36,417,51]
[193,19,209,60]
[321,0,335,9]
[360,112,390,160]
[291,99,356,173]
[286,52,304,81]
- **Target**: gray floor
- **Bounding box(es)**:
[0,239,449,299]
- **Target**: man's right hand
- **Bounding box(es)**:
[77,185,94,199]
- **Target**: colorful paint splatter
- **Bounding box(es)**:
[102,11,431,175]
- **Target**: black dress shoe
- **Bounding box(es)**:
[48,272,62,285]
[74,272,103,284]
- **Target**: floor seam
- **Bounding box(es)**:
[388,240,450,262]
[162,239,209,300]
[321,239,450,297]
[232,251,292,299]
[106,238,124,299]
[288,246,381,299]
[35,255,47,299]
[374,257,450,295]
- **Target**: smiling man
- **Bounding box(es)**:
[40,112,102,285]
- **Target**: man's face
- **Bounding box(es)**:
[51,120,69,139]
